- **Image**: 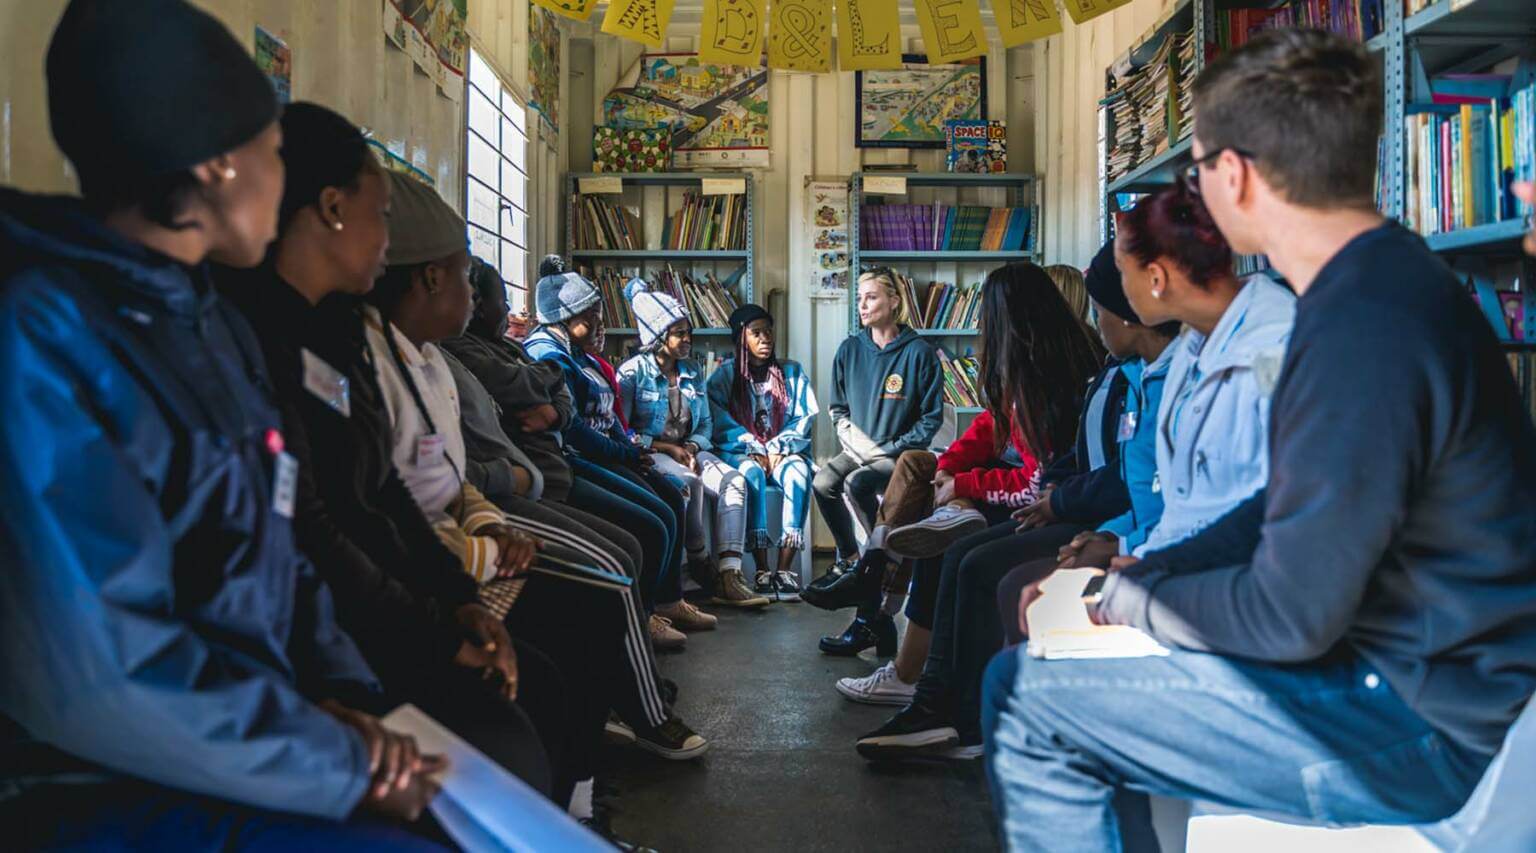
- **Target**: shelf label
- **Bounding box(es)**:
[864,175,908,195]
[701,177,747,196]
[578,176,625,195]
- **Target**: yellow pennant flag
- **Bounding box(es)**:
[1061,0,1135,25]
[602,0,676,49]
[531,0,599,23]
[990,0,1062,47]
[914,0,989,65]
[700,0,765,68]
[768,0,832,72]
[836,0,903,71]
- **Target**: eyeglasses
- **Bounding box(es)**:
[1182,147,1253,194]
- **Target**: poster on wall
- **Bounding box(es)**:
[855,54,987,148]
[807,179,851,299]
[254,26,292,104]
[602,53,770,170]
[529,6,561,130]
[381,0,468,99]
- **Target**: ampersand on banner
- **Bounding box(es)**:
[990,0,1062,47]
[914,0,989,65]
[836,0,903,71]
[768,0,831,72]
[701,0,764,67]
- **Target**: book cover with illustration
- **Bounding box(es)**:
[945,120,1006,173]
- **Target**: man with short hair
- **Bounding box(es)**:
[984,29,1536,851]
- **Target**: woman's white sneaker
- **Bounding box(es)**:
[885,505,988,558]
[835,661,917,706]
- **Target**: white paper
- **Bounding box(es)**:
[1025,568,1169,660]
[578,176,625,195]
[381,704,609,853]
[864,175,908,195]
[701,177,747,196]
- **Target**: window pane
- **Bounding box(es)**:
[500,160,526,212]
[468,88,498,142]
[467,179,500,232]
[499,241,525,289]
[501,203,527,247]
[469,224,499,267]
[507,284,528,317]
[502,118,526,170]
[469,50,497,95]
[467,133,498,189]
[502,90,525,131]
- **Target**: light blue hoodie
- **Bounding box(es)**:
[1135,273,1295,557]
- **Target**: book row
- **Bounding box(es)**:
[1216,0,1385,50]
[936,348,983,409]
[892,274,983,331]
[1405,78,1536,237]
[570,192,749,253]
[859,204,1031,252]
[1104,30,1196,185]
[585,265,744,331]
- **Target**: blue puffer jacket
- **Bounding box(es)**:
[0,190,375,819]
[1097,342,1176,554]
[705,357,819,458]
[617,353,712,450]
[524,324,641,465]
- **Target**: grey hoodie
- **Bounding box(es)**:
[828,326,945,462]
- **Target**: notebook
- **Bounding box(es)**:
[1024,568,1170,660]
[381,704,610,853]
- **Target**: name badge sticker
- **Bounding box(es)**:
[1118,410,1138,442]
[416,433,447,468]
[301,348,351,417]
[272,451,298,518]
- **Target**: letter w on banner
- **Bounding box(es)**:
[768,0,832,73]
[701,0,764,68]
[837,0,903,71]
[602,0,677,49]
[914,0,989,65]
[1061,0,1135,25]
[991,0,1062,47]
[532,0,599,23]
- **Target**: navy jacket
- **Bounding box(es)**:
[1043,360,1131,524]
[525,326,641,466]
[829,326,944,460]
[0,190,374,819]
[1102,223,1536,758]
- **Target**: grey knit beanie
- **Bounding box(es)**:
[385,171,467,265]
[536,268,601,325]
[624,278,689,349]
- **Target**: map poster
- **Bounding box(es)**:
[383,0,468,92]
[854,54,987,149]
[602,53,770,170]
[807,179,851,299]
[529,6,560,129]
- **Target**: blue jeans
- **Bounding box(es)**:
[982,646,1489,852]
[566,457,680,609]
[723,452,812,550]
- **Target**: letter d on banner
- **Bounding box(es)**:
[1061,0,1135,25]
[991,0,1062,47]
[602,0,676,48]
[837,0,903,71]
[701,0,765,67]
[914,0,988,65]
[768,0,832,72]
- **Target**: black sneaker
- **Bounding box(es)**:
[754,570,776,597]
[633,715,709,760]
[772,570,802,601]
[855,703,960,761]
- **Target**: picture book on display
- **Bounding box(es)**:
[945,120,1006,173]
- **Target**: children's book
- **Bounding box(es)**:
[945,120,1007,174]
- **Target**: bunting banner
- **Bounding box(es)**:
[1061,0,1135,25]
[836,0,903,71]
[990,0,1062,47]
[530,0,599,23]
[768,0,832,73]
[601,0,676,49]
[913,0,989,65]
[699,0,764,68]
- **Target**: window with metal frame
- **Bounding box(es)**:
[466,48,530,313]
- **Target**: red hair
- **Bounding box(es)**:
[1117,182,1233,288]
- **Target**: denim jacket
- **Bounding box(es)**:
[617,353,712,450]
[1097,341,1176,554]
[1136,273,1295,557]
[705,357,819,457]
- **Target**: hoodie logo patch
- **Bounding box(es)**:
[882,373,905,400]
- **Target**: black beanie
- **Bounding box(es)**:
[1085,239,1140,325]
[46,0,280,196]
[728,303,773,342]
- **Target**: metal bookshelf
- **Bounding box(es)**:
[564,172,755,338]
[848,171,1039,337]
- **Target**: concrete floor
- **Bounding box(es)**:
[599,573,1000,853]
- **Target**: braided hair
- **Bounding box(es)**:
[730,321,789,444]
